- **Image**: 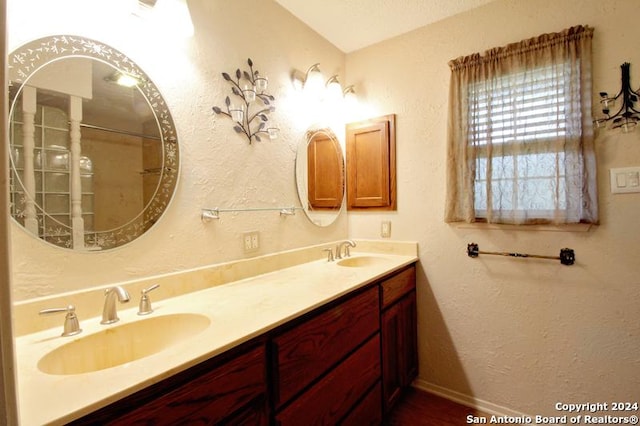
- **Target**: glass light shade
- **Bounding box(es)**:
[230,105,244,123]
[343,86,358,109]
[255,77,268,92]
[303,64,324,101]
[326,76,343,102]
[153,0,194,38]
[243,85,256,102]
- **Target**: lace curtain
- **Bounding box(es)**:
[445,25,598,225]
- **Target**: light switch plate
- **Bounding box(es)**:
[610,167,640,194]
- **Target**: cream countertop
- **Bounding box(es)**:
[15,245,417,425]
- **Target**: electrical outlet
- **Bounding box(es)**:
[381,220,391,238]
[243,231,259,252]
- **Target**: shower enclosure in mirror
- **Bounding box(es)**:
[8,35,179,251]
[295,128,345,227]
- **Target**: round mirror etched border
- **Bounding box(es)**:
[8,35,179,250]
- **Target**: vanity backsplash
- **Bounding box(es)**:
[13,240,418,336]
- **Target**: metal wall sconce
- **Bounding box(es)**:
[133,0,194,38]
[212,58,279,143]
[594,62,640,133]
[292,63,357,103]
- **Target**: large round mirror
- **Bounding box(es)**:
[295,128,344,226]
[7,35,179,251]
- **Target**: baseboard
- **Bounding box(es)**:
[413,379,532,419]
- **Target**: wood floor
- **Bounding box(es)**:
[386,387,489,425]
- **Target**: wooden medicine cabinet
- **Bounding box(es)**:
[346,114,396,210]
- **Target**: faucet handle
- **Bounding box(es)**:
[39,305,82,337]
[138,284,160,315]
[322,248,335,262]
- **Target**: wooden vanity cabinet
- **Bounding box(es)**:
[272,286,382,425]
[70,341,268,426]
[69,263,417,425]
[380,265,418,414]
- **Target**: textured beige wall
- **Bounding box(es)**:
[346,0,640,416]
[1,0,19,420]
[7,0,639,418]
[8,0,348,300]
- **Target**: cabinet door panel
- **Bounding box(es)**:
[381,290,418,414]
[307,132,343,209]
[401,291,418,386]
[273,287,379,407]
[381,301,403,412]
[346,114,396,210]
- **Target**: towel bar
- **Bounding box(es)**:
[467,243,575,265]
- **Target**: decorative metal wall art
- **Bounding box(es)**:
[594,62,640,132]
[212,58,278,143]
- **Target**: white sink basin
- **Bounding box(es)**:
[38,313,210,375]
[337,255,392,267]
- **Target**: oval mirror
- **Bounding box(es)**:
[7,35,179,251]
[295,128,344,226]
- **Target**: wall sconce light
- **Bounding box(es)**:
[212,58,278,144]
[325,75,343,102]
[343,85,356,98]
[292,64,357,104]
[302,63,325,101]
[343,85,358,109]
[595,62,640,133]
[132,0,194,38]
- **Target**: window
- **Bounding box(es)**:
[445,26,598,225]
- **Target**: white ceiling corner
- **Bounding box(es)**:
[274,0,497,53]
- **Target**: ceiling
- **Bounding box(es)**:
[274,0,497,53]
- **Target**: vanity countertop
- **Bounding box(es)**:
[15,245,417,425]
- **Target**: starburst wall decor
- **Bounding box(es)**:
[212,58,278,143]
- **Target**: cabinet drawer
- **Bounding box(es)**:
[380,265,416,309]
[341,381,382,426]
[276,334,381,426]
[108,345,266,425]
[273,286,379,407]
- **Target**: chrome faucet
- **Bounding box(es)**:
[101,286,130,324]
[336,240,357,259]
